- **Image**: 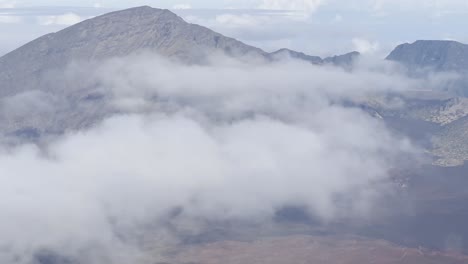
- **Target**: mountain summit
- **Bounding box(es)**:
[386,40,468,72]
[0,6,267,97]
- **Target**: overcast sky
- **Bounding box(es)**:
[1,0,468,56]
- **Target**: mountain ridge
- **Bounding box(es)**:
[269,48,360,67]
[0,6,268,97]
[386,40,468,72]
[0,6,362,98]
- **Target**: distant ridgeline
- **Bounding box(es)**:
[0,6,359,98]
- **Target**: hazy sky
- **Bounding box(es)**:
[1,0,468,57]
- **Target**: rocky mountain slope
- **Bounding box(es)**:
[398,97,468,166]
[362,94,468,166]
[386,40,468,72]
[433,115,468,166]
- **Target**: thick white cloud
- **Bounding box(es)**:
[0,52,422,263]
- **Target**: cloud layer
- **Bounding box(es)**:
[0,52,423,263]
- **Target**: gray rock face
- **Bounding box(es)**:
[386,40,468,72]
[0,6,267,97]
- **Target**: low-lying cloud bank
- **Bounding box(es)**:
[0,53,426,263]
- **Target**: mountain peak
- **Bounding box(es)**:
[386,40,468,71]
[91,5,182,25]
[0,6,267,97]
